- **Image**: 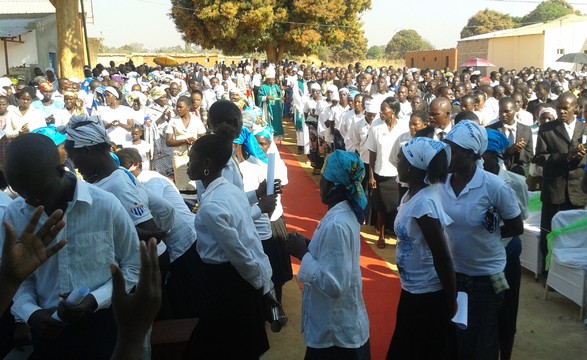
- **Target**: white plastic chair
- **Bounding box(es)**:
[544,209,587,320]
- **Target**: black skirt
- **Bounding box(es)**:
[371,173,399,214]
[183,256,269,359]
[264,216,294,287]
[165,242,205,319]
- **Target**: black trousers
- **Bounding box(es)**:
[306,339,370,360]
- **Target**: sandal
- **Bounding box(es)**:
[376,238,386,249]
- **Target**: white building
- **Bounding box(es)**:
[457,14,587,72]
[0,0,93,81]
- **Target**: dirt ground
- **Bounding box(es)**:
[268,123,587,360]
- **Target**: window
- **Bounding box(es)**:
[434,56,437,61]
[410,58,414,67]
[445,56,449,67]
[557,48,565,55]
[422,57,425,61]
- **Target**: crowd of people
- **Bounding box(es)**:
[0,57,586,360]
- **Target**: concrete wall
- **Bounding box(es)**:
[544,21,587,70]
[404,48,458,70]
[487,34,545,72]
[34,14,57,71]
[0,30,39,76]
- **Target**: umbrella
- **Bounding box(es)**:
[153,55,179,68]
[461,58,495,67]
[556,52,587,64]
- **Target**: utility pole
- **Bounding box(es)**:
[49,0,85,78]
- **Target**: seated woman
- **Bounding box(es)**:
[183,133,273,359]
[286,150,370,360]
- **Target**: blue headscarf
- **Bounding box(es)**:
[31,126,66,146]
[322,150,367,223]
[486,129,509,157]
[234,127,268,163]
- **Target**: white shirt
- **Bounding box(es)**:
[5,108,46,138]
[5,178,140,322]
[95,168,153,226]
[138,170,197,262]
[439,168,521,276]
[165,114,206,155]
[340,110,362,150]
[351,117,372,165]
[129,140,153,171]
[97,105,134,146]
[239,157,272,241]
[395,186,453,293]
[433,123,452,141]
[195,177,272,294]
[365,118,402,176]
[298,201,369,348]
[564,119,576,140]
[515,110,534,127]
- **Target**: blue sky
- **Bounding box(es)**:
[88,0,587,50]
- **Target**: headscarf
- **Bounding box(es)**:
[402,137,451,171]
[486,129,509,156]
[150,86,166,101]
[31,126,66,146]
[39,81,54,92]
[63,90,78,99]
[445,120,488,156]
[65,114,110,148]
[310,83,321,91]
[104,86,119,99]
[538,107,557,119]
[234,127,268,164]
[127,91,147,107]
[321,150,367,223]
[253,126,273,141]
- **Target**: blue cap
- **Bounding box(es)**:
[31,126,66,146]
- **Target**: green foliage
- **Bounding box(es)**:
[366,45,385,60]
[460,9,517,38]
[385,30,433,60]
[521,0,577,24]
[169,0,371,63]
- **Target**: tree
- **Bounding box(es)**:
[460,9,517,38]
[385,30,433,60]
[521,0,578,24]
[330,30,368,63]
[366,45,385,60]
[169,0,371,63]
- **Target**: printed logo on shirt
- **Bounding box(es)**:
[130,202,145,217]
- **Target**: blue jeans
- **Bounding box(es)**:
[456,273,504,360]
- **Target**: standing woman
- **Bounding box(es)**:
[258,66,284,142]
[184,134,273,359]
[366,96,404,248]
[166,95,206,192]
[147,86,174,177]
[387,137,457,359]
[439,120,523,360]
[6,87,45,139]
[286,150,370,360]
[32,81,63,125]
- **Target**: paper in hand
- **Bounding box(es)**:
[267,153,276,196]
[451,291,468,330]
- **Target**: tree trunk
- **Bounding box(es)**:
[276,46,284,64]
[54,0,84,78]
[265,46,277,63]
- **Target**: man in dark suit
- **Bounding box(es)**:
[487,97,533,175]
[533,92,587,273]
[415,97,452,140]
[527,81,555,121]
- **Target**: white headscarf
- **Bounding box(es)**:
[445,120,488,156]
[402,137,451,171]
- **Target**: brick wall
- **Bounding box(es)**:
[404,48,458,71]
[456,39,489,66]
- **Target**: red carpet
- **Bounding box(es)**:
[278,144,401,360]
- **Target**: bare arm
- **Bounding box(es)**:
[416,215,457,318]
